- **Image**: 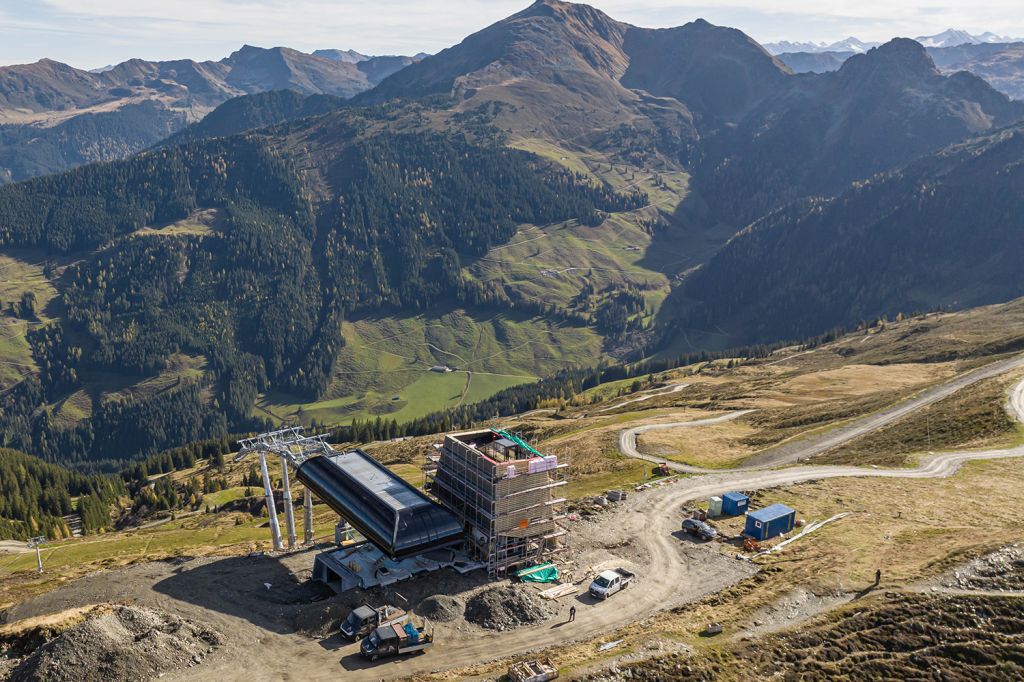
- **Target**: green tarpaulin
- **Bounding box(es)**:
[516,563,559,583]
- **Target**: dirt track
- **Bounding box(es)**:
[621,354,1024,473]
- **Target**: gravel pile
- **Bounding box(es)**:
[464,585,554,631]
[416,595,463,622]
[9,605,222,682]
[943,544,1024,591]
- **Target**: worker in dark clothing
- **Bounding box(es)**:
[568,606,577,622]
[875,569,882,586]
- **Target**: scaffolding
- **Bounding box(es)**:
[427,428,569,578]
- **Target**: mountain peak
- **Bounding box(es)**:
[839,37,937,81]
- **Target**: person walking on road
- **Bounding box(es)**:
[568,606,576,622]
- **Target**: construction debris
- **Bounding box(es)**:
[465,585,555,631]
[509,658,559,682]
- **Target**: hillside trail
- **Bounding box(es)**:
[620,353,1024,473]
[597,382,690,412]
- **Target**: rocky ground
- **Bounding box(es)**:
[6,605,221,682]
[941,543,1024,591]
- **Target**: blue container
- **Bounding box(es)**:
[744,503,796,541]
[721,492,749,516]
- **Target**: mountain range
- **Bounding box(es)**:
[763,29,1020,55]
[1,0,1023,469]
[777,41,1024,101]
[0,45,420,183]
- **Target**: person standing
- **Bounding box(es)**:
[875,569,882,587]
[568,605,577,622]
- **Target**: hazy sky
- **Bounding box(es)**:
[1,0,1022,69]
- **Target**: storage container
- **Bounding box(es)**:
[721,491,749,516]
[744,503,796,541]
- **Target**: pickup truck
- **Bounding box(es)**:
[340,604,407,641]
[360,621,434,661]
[588,568,635,599]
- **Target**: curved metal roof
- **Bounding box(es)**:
[297,449,463,559]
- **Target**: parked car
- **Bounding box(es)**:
[682,517,718,540]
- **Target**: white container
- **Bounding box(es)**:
[708,496,723,516]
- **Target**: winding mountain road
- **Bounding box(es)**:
[621,353,1024,473]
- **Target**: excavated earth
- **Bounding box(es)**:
[464,585,555,630]
[7,605,221,682]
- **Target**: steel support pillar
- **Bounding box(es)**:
[303,487,314,544]
[281,455,297,549]
[259,451,283,552]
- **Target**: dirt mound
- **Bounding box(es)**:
[943,544,1024,591]
[416,595,463,622]
[464,586,553,631]
[9,605,222,682]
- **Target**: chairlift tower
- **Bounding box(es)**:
[236,427,333,551]
[27,536,46,573]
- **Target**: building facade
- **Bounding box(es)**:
[427,429,569,578]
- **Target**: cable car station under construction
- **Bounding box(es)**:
[237,426,570,591]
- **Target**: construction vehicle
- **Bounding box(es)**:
[509,658,559,682]
[359,620,433,661]
[588,568,635,599]
[340,604,407,641]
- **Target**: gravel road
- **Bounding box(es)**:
[620,355,1024,473]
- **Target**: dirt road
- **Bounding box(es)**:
[597,383,690,413]
[207,373,1024,680]
[743,354,1024,468]
[618,411,755,473]
[336,441,1024,680]
[621,355,1024,473]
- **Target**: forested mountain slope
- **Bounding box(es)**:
[3,0,1024,471]
[0,448,124,539]
[695,39,1024,224]
[685,125,1024,341]
[161,90,345,145]
[0,110,642,467]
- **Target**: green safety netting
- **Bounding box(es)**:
[516,562,559,583]
[491,428,543,457]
